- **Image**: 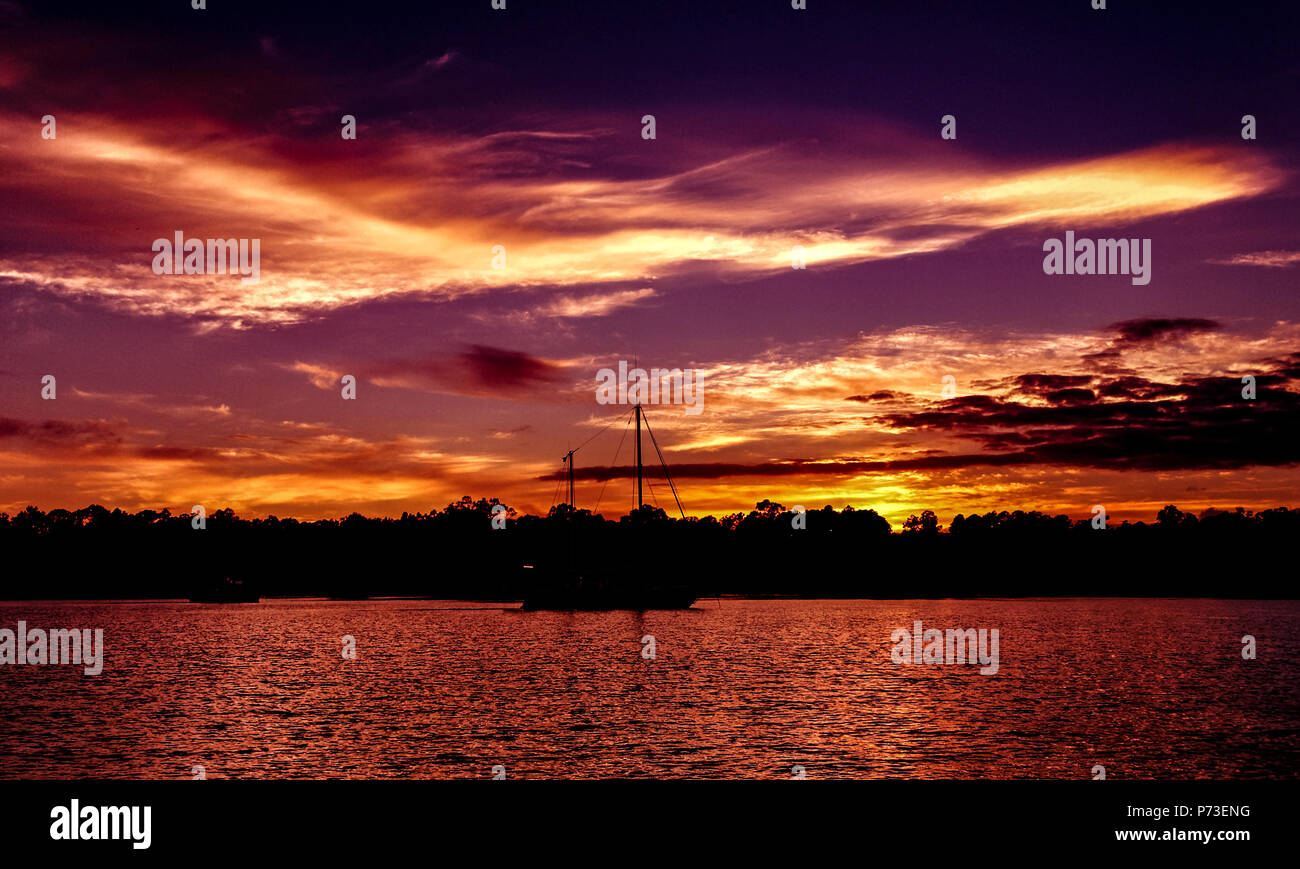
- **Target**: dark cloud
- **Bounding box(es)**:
[0,416,121,449]
[364,345,564,397]
[457,345,562,390]
[1013,374,1093,395]
[1111,317,1221,344]
[1096,376,1186,400]
[1082,318,1223,369]
[884,366,1300,472]
[135,446,213,461]
[1261,351,1300,381]
[1044,388,1096,405]
[544,452,1038,483]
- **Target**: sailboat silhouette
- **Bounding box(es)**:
[520,404,698,611]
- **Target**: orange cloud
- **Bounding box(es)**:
[0,111,1285,325]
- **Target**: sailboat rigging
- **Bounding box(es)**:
[520,403,697,611]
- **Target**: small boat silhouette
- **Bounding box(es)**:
[189,577,260,603]
[522,404,698,611]
[520,569,697,611]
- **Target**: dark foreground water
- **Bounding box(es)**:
[0,598,1296,779]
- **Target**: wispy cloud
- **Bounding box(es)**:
[0,109,1285,326]
[1209,250,1300,268]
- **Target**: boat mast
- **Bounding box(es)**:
[635,404,643,510]
[563,448,576,508]
[641,407,686,520]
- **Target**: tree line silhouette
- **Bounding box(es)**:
[1,498,1295,599]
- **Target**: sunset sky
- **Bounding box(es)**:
[1,0,1297,524]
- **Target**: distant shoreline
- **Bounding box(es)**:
[4,502,1295,601]
[2,594,1295,604]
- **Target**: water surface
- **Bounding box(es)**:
[1,598,1295,779]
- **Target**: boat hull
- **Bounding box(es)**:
[189,578,259,603]
[520,591,697,612]
[520,572,697,611]
[188,594,260,603]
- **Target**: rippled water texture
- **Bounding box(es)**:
[1,598,1296,779]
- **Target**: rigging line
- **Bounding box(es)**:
[647,476,669,506]
[594,412,633,515]
[548,464,563,512]
[572,410,626,456]
[639,408,686,520]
